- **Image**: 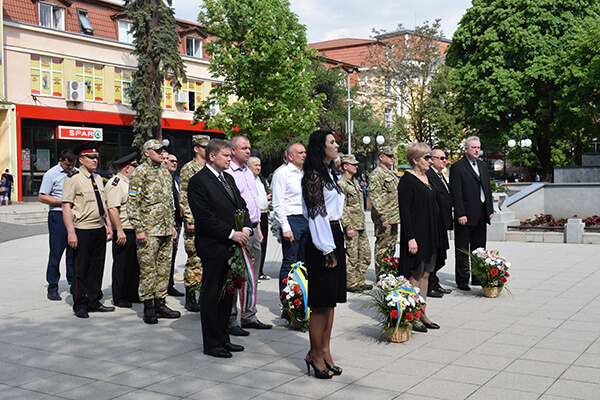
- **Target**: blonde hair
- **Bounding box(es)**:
[405,142,431,166]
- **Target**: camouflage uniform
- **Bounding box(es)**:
[369,164,400,276]
[339,174,371,288]
[179,158,203,288]
[127,160,174,302]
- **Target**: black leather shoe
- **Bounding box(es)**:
[47,291,62,301]
[427,289,444,298]
[347,286,362,292]
[228,325,250,336]
[437,286,452,294]
[360,283,373,291]
[412,322,428,333]
[90,304,115,312]
[114,300,132,308]
[241,320,272,329]
[422,320,440,329]
[204,347,233,358]
[223,342,244,352]
[167,287,184,297]
[457,284,471,291]
[74,309,89,318]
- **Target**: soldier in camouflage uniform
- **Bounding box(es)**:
[179,134,210,312]
[128,139,180,324]
[338,154,372,292]
[369,146,400,277]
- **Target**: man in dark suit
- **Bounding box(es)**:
[188,139,251,358]
[425,149,453,297]
[450,136,494,291]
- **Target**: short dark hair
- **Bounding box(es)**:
[206,139,231,159]
[59,149,76,162]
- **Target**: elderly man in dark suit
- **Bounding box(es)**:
[425,149,453,297]
[450,136,494,291]
[188,139,252,358]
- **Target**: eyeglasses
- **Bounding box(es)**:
[169,160,178,164]
[423,155,432,161]
[431,156,447,161]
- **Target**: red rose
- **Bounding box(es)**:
[293,285,301,293]
[490,268,499,276]
[226,286,234,295]
[294,298,302,306]
[390,310,398,319]
[280,294,285,300]
[505,272,510,277]
[383,257,389,262]
[406,313,413,321]
[415,311,421,319]
[501,277,507,283]
[282,278,288,284]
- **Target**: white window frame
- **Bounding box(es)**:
[118,20,134,44]
[115,68,134,105]
[186,37,203,58]
[39,2,65,30]
[76,62,104,102]
[76,8,94,35]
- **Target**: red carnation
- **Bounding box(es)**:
[490,268,499,276]
[390,310,398,319]
[406,313,414,321]
[383,257,389,262]
[293,285,301,293]
[282,278,288,284]
[501,277,507,283]
[226,286,234,295]
[280,294,285,300]
[415,311,421,319]
[294,298,302,306]
[505,272,510,277]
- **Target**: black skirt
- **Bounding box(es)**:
[305,221,347,308]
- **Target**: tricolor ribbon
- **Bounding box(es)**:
[498,282,505,294]
[240,246,257,310]
[390,286,427,335]
[291,261,310,321]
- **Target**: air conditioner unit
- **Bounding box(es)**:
[66,80,84,102]
[209,102,220,116]
[175,91,187,104]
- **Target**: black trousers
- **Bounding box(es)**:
[454,204,487,286]
[200,257,234,351]
[72,227,107,312]
[258,212,269,276]
[112,229,140,303]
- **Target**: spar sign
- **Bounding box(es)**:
[57,126,103,141]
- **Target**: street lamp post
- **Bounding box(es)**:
[345,67,357,155]
[362,132,385,170]
[507,136,532,181]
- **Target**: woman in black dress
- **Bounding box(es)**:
[398,142,441,331]
[302,130,346,379]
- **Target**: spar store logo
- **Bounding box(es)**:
[57,126,104,141]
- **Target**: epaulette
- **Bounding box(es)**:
[67,170,79,178]
[112,177,120,186]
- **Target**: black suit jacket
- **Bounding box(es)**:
[449,157,493,226]
[188,167,251,260]
[425,167,453,231]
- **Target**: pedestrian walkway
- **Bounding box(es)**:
[1,225,599,399]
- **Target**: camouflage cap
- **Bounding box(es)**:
[340,154,359,165]
[378,146,394,156]
[192,134,210,147]
[143,139,167,152]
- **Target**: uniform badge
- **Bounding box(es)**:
[112,177,120,186]
[67,170,79,178]
[129,184,138,197]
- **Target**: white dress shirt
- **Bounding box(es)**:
[271,163,303,232]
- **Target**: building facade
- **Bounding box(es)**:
[1,0,224,201]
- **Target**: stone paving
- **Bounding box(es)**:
[1,217,599,399]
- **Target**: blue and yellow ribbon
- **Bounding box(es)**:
[390,286,427,335]
[291,261,310,322]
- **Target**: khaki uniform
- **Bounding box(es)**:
[179,158,203,288]
[128,161,174,301]
[369,165,400,276]
[105,172,133,230]
[62,168,105,230]
[339,175,371,288]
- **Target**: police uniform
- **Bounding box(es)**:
[128,139,179,323]
[338,155,372,290]
[62,142,113,317]
[179,134,210,311]
[105,152,140,307]
[369,146,400,276]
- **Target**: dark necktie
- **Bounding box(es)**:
[219,174,234,200]
[172,177,182,227]
[438,172,450,193]
[90,174,105,217]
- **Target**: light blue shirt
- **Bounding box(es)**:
[39,163,73,212]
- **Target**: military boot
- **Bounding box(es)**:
[143,299,158,324]
[155,298,181,319]
[185,288,201,312]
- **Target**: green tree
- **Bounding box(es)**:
[194,0,322,152]
[125,0,186,146]
[446,0,600,179]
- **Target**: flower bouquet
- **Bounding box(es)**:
[220,209,253,302]
[378,241,401,278]
[281,262,310,332]
[463,248,510,298]
[365,274,426,342]
[187,268,202,293]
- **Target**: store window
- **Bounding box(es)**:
[39,2,65,30]
[31,55,63,97]
[76,62,104,102]
[161,78,174,109]
[115,68,133,105]
[178,80,203,111]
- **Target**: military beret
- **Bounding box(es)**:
[192,134,211,147]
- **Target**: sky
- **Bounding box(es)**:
[140,0,475,43]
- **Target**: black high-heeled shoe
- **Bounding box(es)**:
[324,360,343,376]
[304,354,333,379]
